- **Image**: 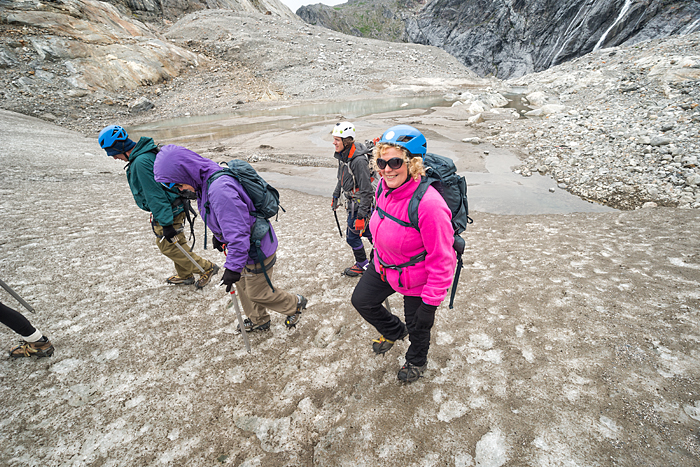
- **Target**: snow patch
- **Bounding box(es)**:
[50,357,82,375]
[438,400,469,422]
[475,428,508,467]
[436,331,454,345]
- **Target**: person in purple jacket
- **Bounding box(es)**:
[351,126,456,383]
[153,145,307,332]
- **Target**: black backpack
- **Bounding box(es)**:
[376,152,472,308]
[204,159,284,291]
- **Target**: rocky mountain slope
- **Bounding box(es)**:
[0,0,483,135]
[296,0,425,42]
[298,0,700,78]
[104,0,297,23]
[406,0,700,78]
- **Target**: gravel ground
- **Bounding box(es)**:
[2,109,700,466]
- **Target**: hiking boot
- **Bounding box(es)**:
[372,323,409,355]
[397,362,427,383]
[285,294,307,328]
[166,274,195,285]
[195,264,220,289]
[344,260,369,277]
[236,318,271,333]
[10,339,55,359]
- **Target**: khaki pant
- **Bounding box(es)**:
[236,254,297,325]
[153,212,213,278]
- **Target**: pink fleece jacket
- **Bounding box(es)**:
[369,177,457,306]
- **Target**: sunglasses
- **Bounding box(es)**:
[376,157,404,170]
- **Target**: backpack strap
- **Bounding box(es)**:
[249,218,275,292]
[375,249,427,288]
[448,236,466,309]
[171,196,198,249]
[406,178,432,230]
[202,168,231,250]
[376,206,413,228]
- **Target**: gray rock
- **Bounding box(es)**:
[686,174,700,186]
[650,136,672,146]
[0,45,19,68]
[130,97,155,113]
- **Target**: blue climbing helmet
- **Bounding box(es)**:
[379,125,427,158]
[98,125,135,157]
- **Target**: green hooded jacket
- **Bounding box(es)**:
[125,137,184,226]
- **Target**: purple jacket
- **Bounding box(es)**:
[153,145,278,272]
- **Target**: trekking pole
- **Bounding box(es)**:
[384,298,392,314]
[227,286,252,353]
[333,211,343,238]
[0,278,35,313]
[169,238,206,274]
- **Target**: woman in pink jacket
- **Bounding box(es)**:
[351,125,456,383]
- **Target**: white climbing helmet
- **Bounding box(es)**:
[332,122,355,139]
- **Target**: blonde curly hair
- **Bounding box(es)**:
[372,143,426,181]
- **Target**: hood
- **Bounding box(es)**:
[153,144,222,191]
[128,137,157,161]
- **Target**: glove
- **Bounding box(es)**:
[354,218,366,232]
[331,197,339,211]
[414,302,438,331]
[221,268,241,293]
[212,236,225,252]
[161,224,178,243]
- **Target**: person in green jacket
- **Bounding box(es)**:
[98,125,219,288]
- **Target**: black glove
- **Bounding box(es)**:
[331,197,339,211]
[414,302,438,331]
[162,224,178,243]
[212,236,225,252]
[221,268,241,293]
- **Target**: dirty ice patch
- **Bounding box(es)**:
[50,357,82,375]
[531,432,580,466]
[468,348,503,365]
[235,416,292,453]
[683,401,700,421]
[436,331,454,345]
[226,367,246,383]
[455,452,475,467]
[653,343,695,377]
[669,257,700,269]
[378,438,415,459]
[437,400,469,422]
[475,428,508,467]
[470,333,494,349]
[158,436,202,464]
[598,416,621,438]
[240,455,265,466]
[522,348,535,363]
[95,348,119,363]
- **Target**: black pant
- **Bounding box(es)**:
[351,260,431,366]
[0,301,36,337]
